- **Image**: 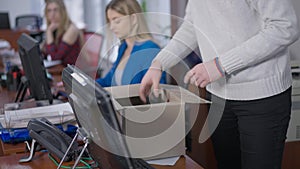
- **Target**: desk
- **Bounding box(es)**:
[0,152,204,169]
[1,63,299,169]
[0,142,24,156]
[0,67,64,156]
[0,29,28,50]
[47,64,65,77]
[0,29,43,51]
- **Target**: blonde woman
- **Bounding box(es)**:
[43,0,83,66]
[96,0,166,87]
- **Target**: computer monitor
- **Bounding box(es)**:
[17,33,53,104]
[0,12,11,29]
[62,65,153,169]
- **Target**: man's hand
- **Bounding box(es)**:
[139,60,163,103]
[184,58,225,88]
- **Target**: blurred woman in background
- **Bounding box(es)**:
[43,0,83,66]
[96,0,166,87]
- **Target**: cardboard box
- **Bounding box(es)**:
[105,84,210,160]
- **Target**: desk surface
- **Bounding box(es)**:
[0,152,204,169]
[0,29,43,51]
[0,29,27,50]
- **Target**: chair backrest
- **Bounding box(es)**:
[15,14,43,31]
[0,12,11,29]
[77,31,103,78]
[83,32,103,62]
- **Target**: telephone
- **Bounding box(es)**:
[19,118,78,163]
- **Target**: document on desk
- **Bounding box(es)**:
[2,102,75,129]
[0,39,10,49]
[146,156,180,166]
[0,114,4,129]
[43,59,62,68]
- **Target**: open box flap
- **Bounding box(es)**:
[105,84,210,108]
[159,84,211,104]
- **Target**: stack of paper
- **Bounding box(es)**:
[2,102,75,129]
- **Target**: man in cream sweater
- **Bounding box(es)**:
[139,0,299,168]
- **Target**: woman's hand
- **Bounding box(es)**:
[46,22,59,44]
[48,22,59,33]
[139,60,163,103]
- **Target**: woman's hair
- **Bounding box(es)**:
[105,0,151,41]
[44,0,71,45]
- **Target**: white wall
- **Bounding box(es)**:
[142,0,171,47]
[145,0,171,35]
[83,0,109,32]
[0,0,171,33]
[0,0,85,30]
[63,0,85,29]
[0,0,42,28]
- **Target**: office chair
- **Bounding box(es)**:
[77,31,103,78]
[0,12,11,29]
[83,32,103,61]
[15,14,43,31]
[15,14,44,43]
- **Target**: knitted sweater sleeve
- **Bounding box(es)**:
[219,0,299,74]
[154,1,198,70]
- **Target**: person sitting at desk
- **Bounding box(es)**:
[43,0,84,66]
[96,0,166,87]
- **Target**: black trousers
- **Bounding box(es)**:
[210,87,291,169]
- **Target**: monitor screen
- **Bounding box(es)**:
[17,33,53,104]
[0,12,11,29]
[62,65,136,169]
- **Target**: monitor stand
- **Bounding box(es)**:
[19,139,37,163]
[15,76,63,106]
[58,128,90,169]
[15,76,30,103]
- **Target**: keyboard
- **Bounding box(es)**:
[132,158,156,169]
